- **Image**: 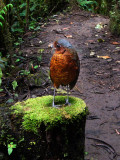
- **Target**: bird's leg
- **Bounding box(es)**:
[52,87,61,108]
[52,87,56,107]
[65,85,71,106]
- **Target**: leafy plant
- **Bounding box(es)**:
[6,98,14,104]
[12,80,18,90]
[15,58,20,62]
[37,55,42,62]
[34,65,39,69]
[38,49,44,54]
[0,56,5,69]
[8,142,17,155]
[0,53,6,92]
[109,1,120,35]
[29,21,36,30]
[0,4,13,28]
[84,151,88,155]
[77,0,97,11]
[20,70,30,76]
[0,67,3,91]
[10,0,49,33]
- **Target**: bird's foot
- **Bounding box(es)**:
[52,105,61,108]
[65,102,71,106]
[65,99,71,106]
[52,102,61,108]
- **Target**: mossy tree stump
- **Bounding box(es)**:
[10,95,88,160]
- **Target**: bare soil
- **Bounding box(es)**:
[2,8,120,160]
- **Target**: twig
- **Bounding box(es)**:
[49,1,59,15]
[4,86,13,97]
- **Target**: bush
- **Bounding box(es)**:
[109,1,120,36]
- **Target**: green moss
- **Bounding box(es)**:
[11,96,87,133]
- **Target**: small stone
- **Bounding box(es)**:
[31,95,37,98]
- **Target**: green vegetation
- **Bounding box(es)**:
[11,95,87,133]
[0,67,3,91]
[0,0,69,97]
[8,142,17,155]
[0,95,87,159]
[77,0,98,11]
[12,80,18,90]
[0,0,120,103]
[1,1,119,158]
[109,1,120,35]
[0,4,13,28]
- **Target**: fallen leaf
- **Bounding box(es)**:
[65,35,72,38]
[86,40,95,44]
[70,22,73,24]
[95,23,103,30]
[85,43,88,45]
[91,14,95,17]
[90,51,96,56]
[97,55,111,59]
[97,38,105,43]
[112,68,120,71]
[115,129,120,135]
[62,27,69,30]
[53,15,58,17]
[116,61,120,64]
[111,41,120,45]
[0,92,6,97]
[38,48,44,53]
[39,40,42,44]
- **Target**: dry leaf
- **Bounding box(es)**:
[0,92,6,97]
[65,35,72,38]
[97,55,110,59]
[95,23,103,30]
[112,68,120,72]
[115,129,120,135]
[86,40,95,44]
[90,51,96,56]
[116,61,120,64]
[70,22,73,24]
[63,27,69,30]
[39,40,42,44]
[111,41,120,45]
[97,38,105,43]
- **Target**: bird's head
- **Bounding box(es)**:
[53,39,73,52]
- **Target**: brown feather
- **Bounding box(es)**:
[50,41,80,90]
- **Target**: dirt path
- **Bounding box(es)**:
[21,8,120,160]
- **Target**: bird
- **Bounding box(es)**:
[50,39,80,107]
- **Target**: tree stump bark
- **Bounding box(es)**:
[1,95,88,160]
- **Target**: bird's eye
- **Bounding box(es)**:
[56,44,61,48]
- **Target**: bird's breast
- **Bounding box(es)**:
[50,51,79,88]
